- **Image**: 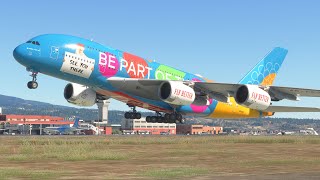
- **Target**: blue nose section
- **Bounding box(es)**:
[13,44,25,64]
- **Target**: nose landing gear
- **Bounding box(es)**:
[27,72,38,89]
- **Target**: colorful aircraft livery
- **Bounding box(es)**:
[13,34,320,123]
[98,50,185,80]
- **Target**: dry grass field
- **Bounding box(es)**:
[0,135,320,179]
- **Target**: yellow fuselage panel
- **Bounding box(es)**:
[208,98,267,119]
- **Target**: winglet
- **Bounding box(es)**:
[238,47,288,86]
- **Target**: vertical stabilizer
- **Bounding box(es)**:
[238,47,288,86]
[73,117,80,128]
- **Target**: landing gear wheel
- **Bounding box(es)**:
[179,118,185,124]
[135,113,141,119]
[124,105,142,119]
[160,117,165,123]
[27,81,33,89]
[176,114,183,121]
[27,81,38,89]
[146,116,151,122]
[129,112,136,119]
[165,114,170,121]
[169,114,176,121]
[169,118,176,124]
[151,116,157,123]
[156,116,163,123]
[124,112,130,119]
[163,117,169,123]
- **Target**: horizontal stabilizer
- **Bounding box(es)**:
[263,106,320,112]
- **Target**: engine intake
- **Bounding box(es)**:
[159,81,195,106]
[64,83,97,107]
[235,85,271,110]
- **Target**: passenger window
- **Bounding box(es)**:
[32,41,36,45]
[35,41,40,45]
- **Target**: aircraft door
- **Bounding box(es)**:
[50,46,59,59]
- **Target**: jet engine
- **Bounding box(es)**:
[64,83,97,107]
[159,81,196,106]
[235,85,271,110]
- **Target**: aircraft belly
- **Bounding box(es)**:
[208,98,262,119]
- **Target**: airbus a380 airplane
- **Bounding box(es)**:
[13,34,320,123]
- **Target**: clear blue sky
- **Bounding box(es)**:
[1,0,320,118]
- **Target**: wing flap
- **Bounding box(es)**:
[194,82,240,96]
[269,86,320,97]
[264,106,320,112]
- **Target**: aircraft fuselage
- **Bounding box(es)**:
[13,34,268,119]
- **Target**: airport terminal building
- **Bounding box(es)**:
[176,124,223,135]
[122,118,176,135]
[0,114,74,135]
[0,114,65,122]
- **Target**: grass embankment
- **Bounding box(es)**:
[0,135,320,179]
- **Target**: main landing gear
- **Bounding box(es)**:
[146,112,184,124]
[124,104,184,124]
[124,105,142,119]
[27,71,38,89]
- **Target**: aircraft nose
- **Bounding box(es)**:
[13,44,26,64]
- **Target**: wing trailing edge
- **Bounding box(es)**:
[263,106,320,112]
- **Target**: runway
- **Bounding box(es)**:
[0,135,320,179]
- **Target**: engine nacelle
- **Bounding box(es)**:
[235,85,271,110]
[159,81,195,106]
[64,83,96,107]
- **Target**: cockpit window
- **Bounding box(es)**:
[27,41,40,45]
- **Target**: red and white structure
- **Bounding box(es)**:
[122,118,176,135]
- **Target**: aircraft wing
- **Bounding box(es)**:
[193,82,240,97]
[107,77,320,112]
[194,82,320,100]
[263,106,320,112]
[268,86,320,98]
[107,78,241,101]
[107,77,164,101]
[43,128,60,133]
[193,82,320,112]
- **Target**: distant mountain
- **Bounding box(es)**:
[0,94,125,123]
[0,94,60,107]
